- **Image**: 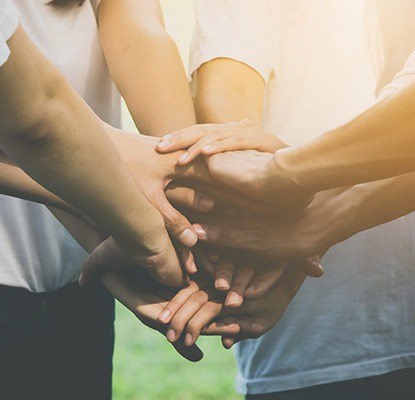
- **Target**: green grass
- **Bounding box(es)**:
[113,301,243,400]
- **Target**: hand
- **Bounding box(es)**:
[157,119,287,165]
[159,263,306,347]
[110,128,217,247]
[216,265,306,348]
[81,129,219,286]
[190,189,347,264]
[157,120,312,209]
[101,269,205,362]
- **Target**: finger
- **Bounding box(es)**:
[167,290,212,342]
[156,128,208,153]
[157,196,198,248]
[221,336,236,349]
[176,131,241,166]
[177,245,197,275]
[158,280,201,324]
[80,237,130,285]
[157,121,255,154]
[202,319,241,336]
[225,266,255,308]
[203,134,288,154]
[215,260,235,292]
[144,236,187,288]
[244,262,287,300]
[165,185,215,213]
[184,300,225,346]
[304,256,324,277]
[170,340,204,362]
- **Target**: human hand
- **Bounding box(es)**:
[109,128,217,247]
[189,188,345,264]
[156,120,312,209]
[156,119,287,165]
[158,262,306,348]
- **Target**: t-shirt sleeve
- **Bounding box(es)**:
[89,0,101,16]
[377,50,415,102]
[0,0,19,67]
[190,0,281,84]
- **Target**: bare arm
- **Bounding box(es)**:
[0,25,183,287]
[98,0,196,136]
[272,81,415,194]
[195,59,265,125]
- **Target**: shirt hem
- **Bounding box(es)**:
[236,353,415,395]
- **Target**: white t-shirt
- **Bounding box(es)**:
[191,0,415,394]
[0,0,18,65]
[0,0,121,292]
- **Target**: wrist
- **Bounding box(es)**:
[259,148,311,198]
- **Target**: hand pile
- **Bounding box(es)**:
[76,121,344,361]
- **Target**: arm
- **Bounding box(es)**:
[191,173,415,262]
[270,81,415,194]
[0,25,183,287]
[97,0,196,136]
[0,151,75,214]
[195,59,265,124]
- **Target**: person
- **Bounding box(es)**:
[157,1,415,399]
[0,0,217,398]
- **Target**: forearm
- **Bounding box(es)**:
[0,151,82,215]
[99,0,196,136]
[272,82,415,193]
[0,26,160,246]
[195,59,265,124]
[318,174,415,250]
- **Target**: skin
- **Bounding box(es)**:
[0,25,190,287]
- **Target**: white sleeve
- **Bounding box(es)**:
[89,0,101,16]
[377,50,415,102]
[0,0,19,67]
[190,0,281,83]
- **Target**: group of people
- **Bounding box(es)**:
[1,0,415,399]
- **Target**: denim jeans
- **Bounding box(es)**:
[246,368,415,400]
[0,281,115,400]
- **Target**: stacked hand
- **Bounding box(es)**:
[58,123,343,360]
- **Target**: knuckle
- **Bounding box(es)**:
[191,291,208,305]
[164,211,182,230]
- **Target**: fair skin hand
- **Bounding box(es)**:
[80,129,221,284]
[0,25,190,287]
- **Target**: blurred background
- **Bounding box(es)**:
[115,2,241,399]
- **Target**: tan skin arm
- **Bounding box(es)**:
[98,0,196,136]
[0,25,185,287]
[195,58,265,125]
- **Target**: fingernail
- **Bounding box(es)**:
[158,139,171,148]
[178,152,190,163]
[162,133,174,141]
[166,328,176,342]
[199,196,215,211]
[78,273,84,286]
[193,224,207,240]
[201,145,215,153]
[179,228,198,247]
[184,333,193,346]
[158,308,172,323]
[189,261,197,274]
[216,276,230,290]
[226,292,241,307]
[244,286,255,297]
